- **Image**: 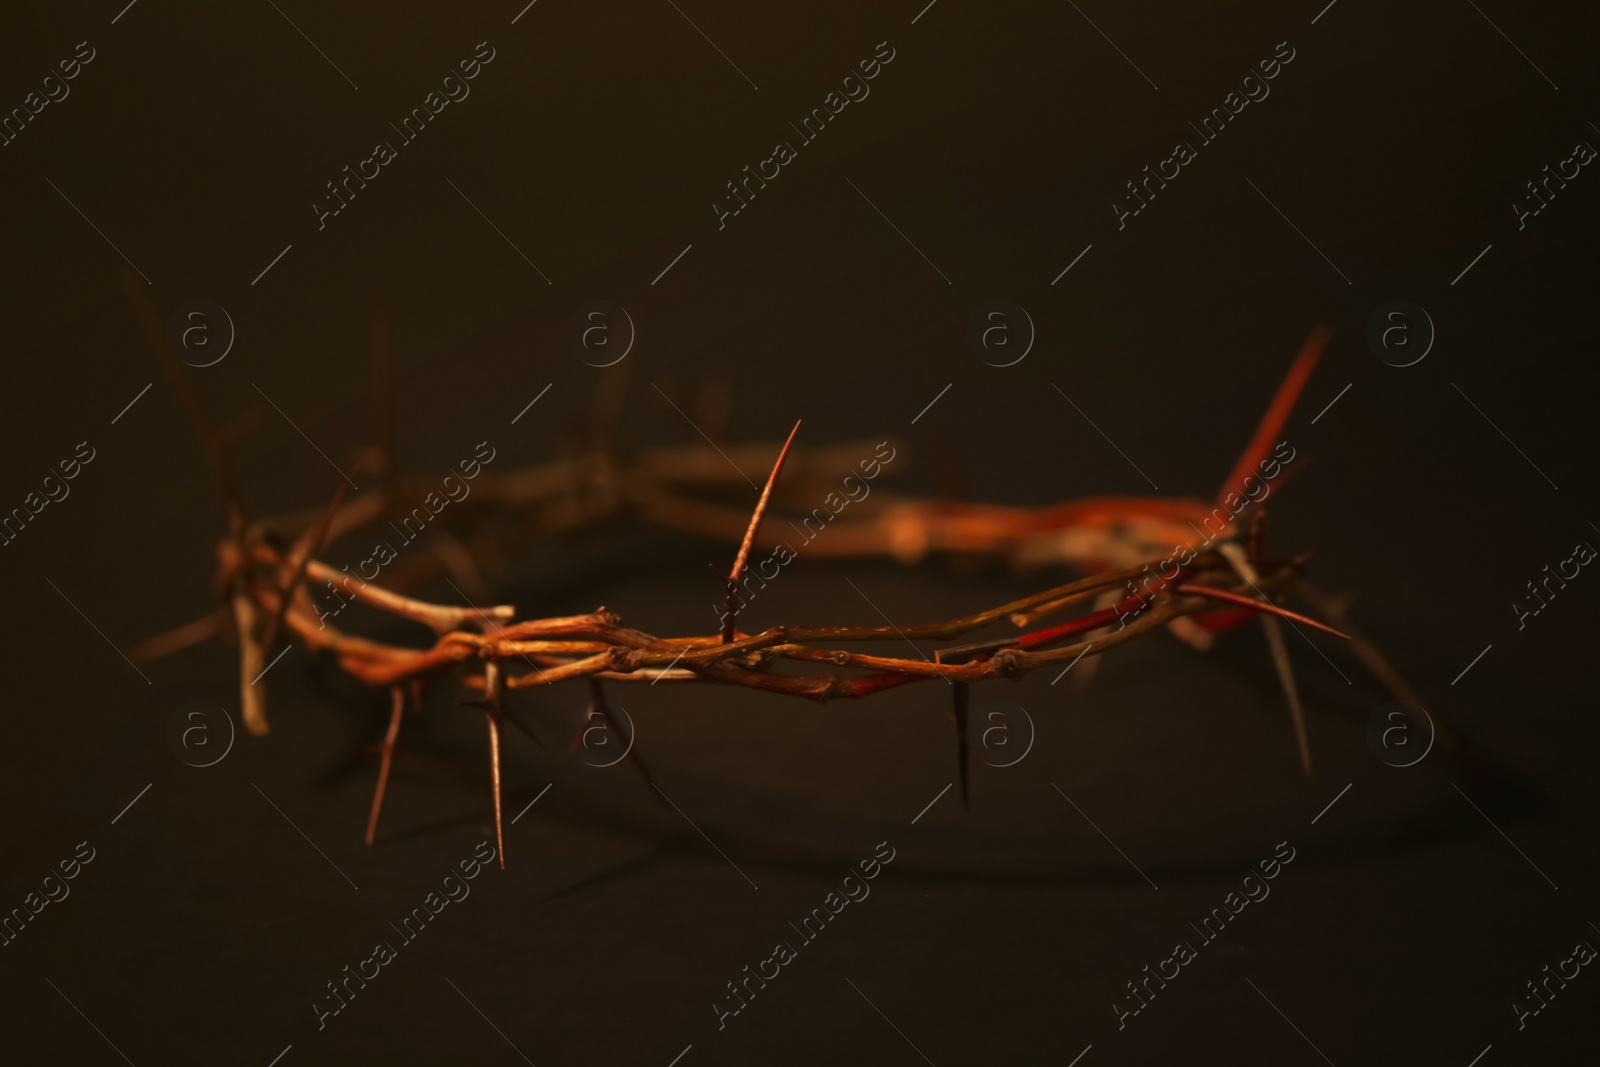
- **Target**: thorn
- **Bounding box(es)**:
[1216,545,1312,777]
[953,682,970,811]
[722,420,802,643]
[706,563,736,633]
[127,607,229,665]
[1174,584,1349,639]
[484,662,507,870]
[584,678,671,812]
[365,686,405,846]
[1261,614,1311,777]
[1295,581,1435,724]
[505,709,544,748]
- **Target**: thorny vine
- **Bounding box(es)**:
[126,286,1439,868]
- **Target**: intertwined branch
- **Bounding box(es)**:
[196,481,1326,866]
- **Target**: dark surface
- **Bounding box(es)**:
[2,1,1598,1064]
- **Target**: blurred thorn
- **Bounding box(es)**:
[585,678,670,812]
[365,686,405,846]
[722,420,802,643]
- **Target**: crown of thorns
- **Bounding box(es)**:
[131,306,1434,868]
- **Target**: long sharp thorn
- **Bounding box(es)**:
[953,682,970,810]
[586,678,670,812]
[128,607,229,665]
[1217,545,1311,776]
[506,709,544,748]
[1173,585,1349,639]
[365,686,405,846]
[486,712,505,868]
[1260,614,1311,776]
[485,662,506,869]
[1295,580,1463,763]
[619,717,669,813]
[722,419,802,643]
[1295,582,1424,707]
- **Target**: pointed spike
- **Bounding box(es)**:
[505,709,544,748]
[722,420,803,643]
[1295,581,1426,710]
[1174,584,1349,639]
[128,607,229,665]
[365,686,406,846]
[953,682,970,811]
[486,711,505,868]
[585,679,671,812]
[484,662,507,869]
[618,715,670,814]
[1216,544,1311,776]
[1259,615,1312,776]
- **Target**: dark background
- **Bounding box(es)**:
[2,1,1597,1063]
